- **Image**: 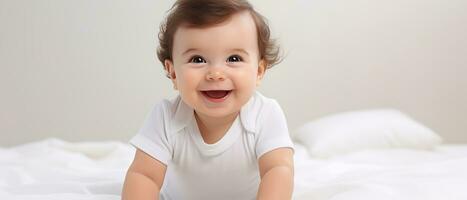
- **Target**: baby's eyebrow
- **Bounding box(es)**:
[229,48,250,56]
[182,48,199,56]
[181,48,250,56]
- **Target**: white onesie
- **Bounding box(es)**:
[130,91,294,200]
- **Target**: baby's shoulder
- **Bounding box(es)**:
[240,92,284,131]
[245,92,282,115]
[153,95,193,135]
[149,96,179,119]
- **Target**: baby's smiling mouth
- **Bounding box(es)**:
[201,90,232,99]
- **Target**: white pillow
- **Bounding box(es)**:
[293,109,443,158]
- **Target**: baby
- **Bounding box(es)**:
[122,0,294,199]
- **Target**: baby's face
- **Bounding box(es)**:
[165,11,265,119]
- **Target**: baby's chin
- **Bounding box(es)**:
[195,107,240,118]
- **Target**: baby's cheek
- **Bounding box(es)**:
[179,71,199,85]
[236,71,257,87]
[234,79,257,102]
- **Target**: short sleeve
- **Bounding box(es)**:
[255,100,295,159]
[130,102,172,165]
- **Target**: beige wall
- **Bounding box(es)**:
[1,0,466,146]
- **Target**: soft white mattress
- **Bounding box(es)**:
[1,138,467,200]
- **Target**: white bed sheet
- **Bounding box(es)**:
[293,142,467,200]
[0,139,133,200]
[1,138,466,200]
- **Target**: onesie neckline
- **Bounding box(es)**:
[189,114,242,157]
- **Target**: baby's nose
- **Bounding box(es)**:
[206,71,225,81]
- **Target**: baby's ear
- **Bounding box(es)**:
[164,59,178,90]
[256,59,267,86]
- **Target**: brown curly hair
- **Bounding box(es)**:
[157,0,281,78]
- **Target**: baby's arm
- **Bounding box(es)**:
[257,147,294,200]
[122,149,167,200]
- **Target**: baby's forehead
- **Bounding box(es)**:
[172,11,260,54]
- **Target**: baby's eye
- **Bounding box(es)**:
[189,56,206,63]
[227,55,243,63]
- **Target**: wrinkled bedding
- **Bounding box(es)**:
[1,138,467,200]
[293,143,467,200]
[0,139,132,200]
